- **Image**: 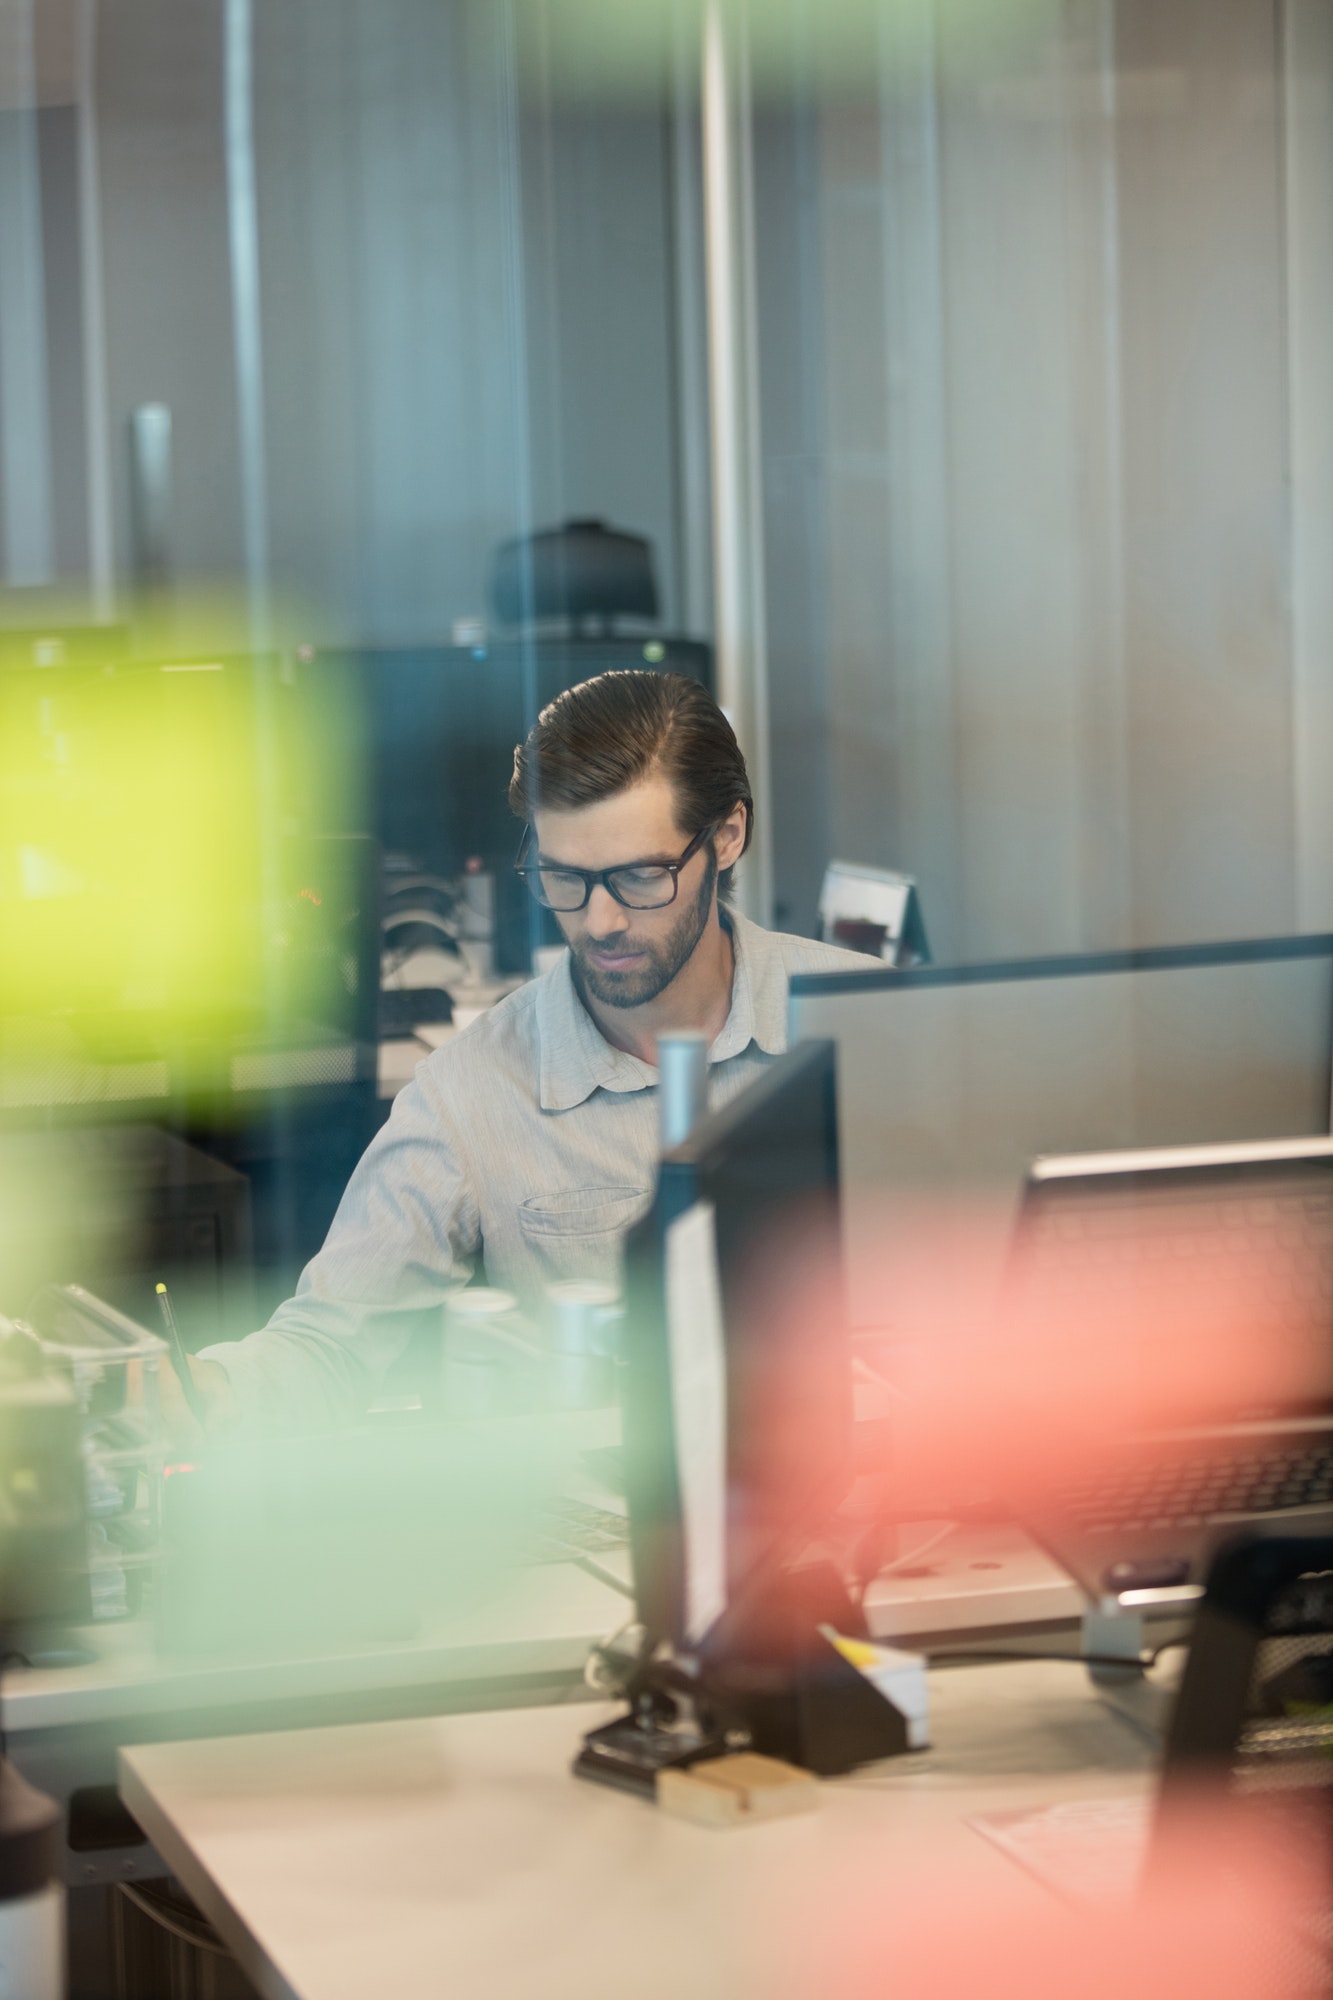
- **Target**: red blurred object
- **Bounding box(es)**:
[779,1793,1327,2000]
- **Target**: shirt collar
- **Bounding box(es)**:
[535,909,789,1113]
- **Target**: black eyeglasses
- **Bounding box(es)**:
[515,823,719,912]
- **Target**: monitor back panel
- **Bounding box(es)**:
[789,939,1333,1333]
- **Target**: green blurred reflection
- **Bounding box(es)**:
[0,608,366,1085]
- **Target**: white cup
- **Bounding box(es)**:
[544,1281,620,1409]
[441,1288,519,1418]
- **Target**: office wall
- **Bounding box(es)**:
[81,0,687,648]
[94,0,247,596]
[15,0,1333,958]
[753,73,834,935]
[0,99,89,597]
[36,105,90,588]
[1115,0,1294,948]
[248,0,527,644]
[1280,0,1333,931]
[759,0,1332,960]
[519,94,687,631]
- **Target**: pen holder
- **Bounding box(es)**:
[23,1284,170,1623]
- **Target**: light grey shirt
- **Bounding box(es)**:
[201,913,871,1428]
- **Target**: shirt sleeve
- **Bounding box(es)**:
[196,1058,479,1430]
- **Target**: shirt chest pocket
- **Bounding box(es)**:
[517,1185,650,1286]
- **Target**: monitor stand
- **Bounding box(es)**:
[573,1561,921,1797]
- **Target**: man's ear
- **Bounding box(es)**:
[713,801,748,872]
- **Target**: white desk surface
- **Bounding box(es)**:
[5,1522,1089,1739]
[5,1367,1087,1742]
[8,1404,629,1738]
[5,1559,626,1736]
[120,1659,1160,2000]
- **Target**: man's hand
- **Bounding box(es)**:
[158,1354,239,1449]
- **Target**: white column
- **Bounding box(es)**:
[668,0,713,641]
[224,0,271,651]
[75,0,114,619]
[702,0,772,924]
[1282,0,1333,932]
[876,0,959,956]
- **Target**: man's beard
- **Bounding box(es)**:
[571,849,717,1010]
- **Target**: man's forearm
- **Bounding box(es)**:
[196,1297,414,1431]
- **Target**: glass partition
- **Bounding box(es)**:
[1,0,1328,1324]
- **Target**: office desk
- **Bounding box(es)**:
[119,1660,1160,2000]
[13,1564,631,1998]
[7,1558,629,1898]
[8,1403,629,1843]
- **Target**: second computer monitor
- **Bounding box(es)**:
[789,934,1333,1332]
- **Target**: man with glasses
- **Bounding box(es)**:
[182,671,870,1429]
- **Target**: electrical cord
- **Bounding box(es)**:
[569,1553,636,1600]
[584,1618,652,1696]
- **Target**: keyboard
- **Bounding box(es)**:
[1064,1441,1333,1535]
[1016,1181,1333,1382]
[531,1496,629,1565]
[378,986,454,1039]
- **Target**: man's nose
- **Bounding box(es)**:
[585,884,630,936]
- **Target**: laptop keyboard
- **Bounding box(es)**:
[1065,1441,1333,1535]
[530,1496,630,1565]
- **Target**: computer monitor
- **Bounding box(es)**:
[788,934,1333,1335]
[621,1039,849,1652]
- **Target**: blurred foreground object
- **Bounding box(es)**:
[789,931,1333,1333]
[848,1147,1333,1553]
[0,1312,88,1635]
[0,1315,88,2000]
[782,1535,1333,2000]
[784,1795,1328,2000]
[1158,1533,1333,1898]
[998,1141,1333,1608]
[155,1416,562,1662]
[0,1126,252,1348]
[0,620,368,1090]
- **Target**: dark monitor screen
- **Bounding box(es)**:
[622,1039,850,1651]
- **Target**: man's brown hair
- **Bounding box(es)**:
[509,671,754,890]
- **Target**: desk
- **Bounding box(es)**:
[7,1404,628,1805]
[13,1563,631,1998]
[119,1660,1160,2000]
[7,1558,628,1902]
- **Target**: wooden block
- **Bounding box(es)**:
[656,1754,821,1828]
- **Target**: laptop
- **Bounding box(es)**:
[1002,1138,1333,1605]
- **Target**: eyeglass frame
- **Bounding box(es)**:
[513,821,720,913]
